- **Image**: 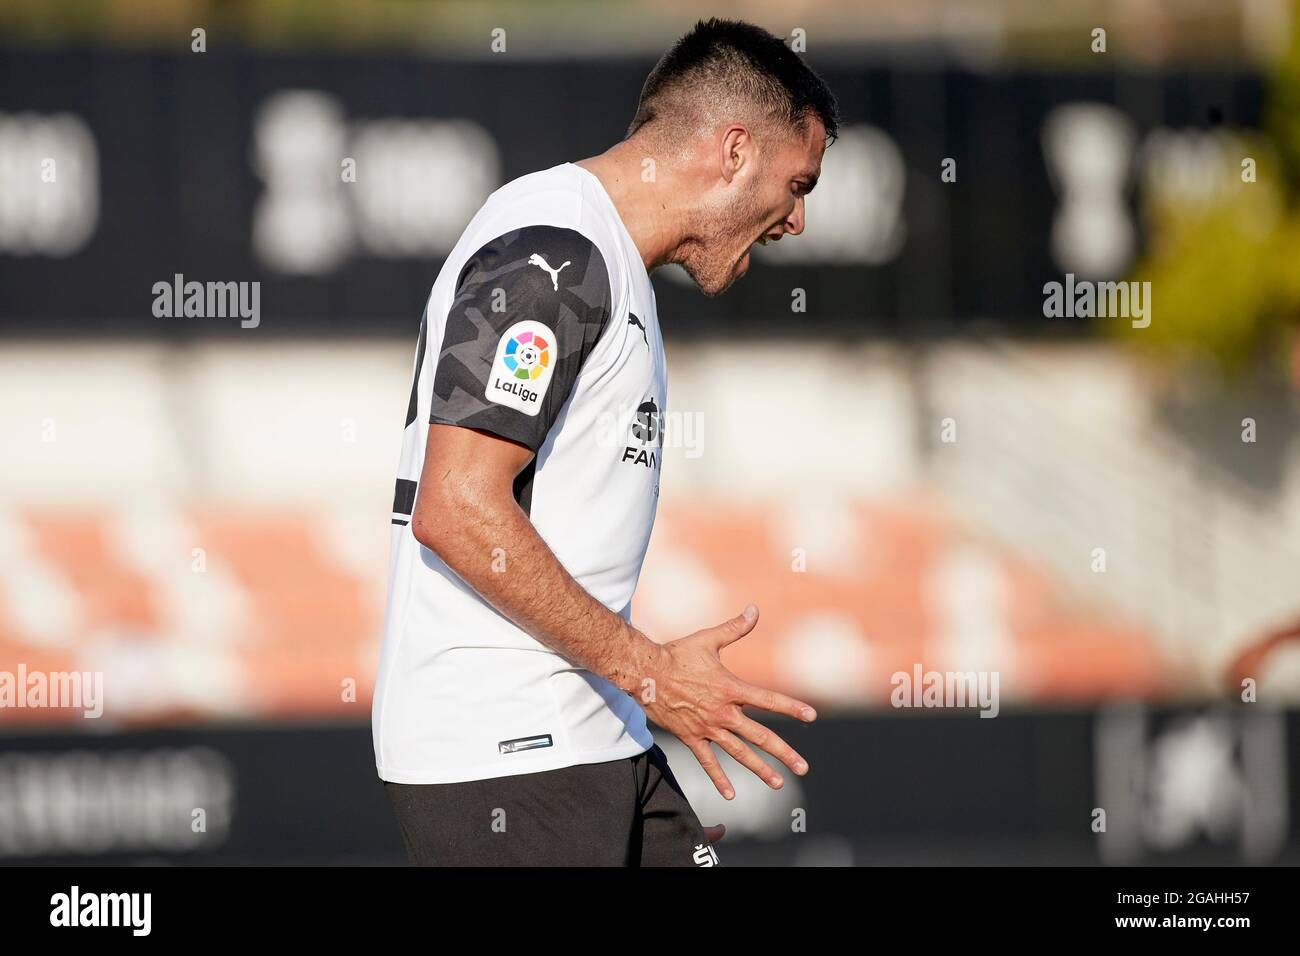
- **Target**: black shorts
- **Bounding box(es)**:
[384,744,718,867]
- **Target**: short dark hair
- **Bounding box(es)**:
[628,18,840,145]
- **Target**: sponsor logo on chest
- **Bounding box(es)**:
[622,395,663,470]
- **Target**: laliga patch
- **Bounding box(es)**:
[485,320,555,416]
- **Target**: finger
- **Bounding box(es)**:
[708,603,759,652]
[713,728,783,790]
[736,681,817,722]
[703,824,726,845]
[731,714,809,777]
[689,740,736,800]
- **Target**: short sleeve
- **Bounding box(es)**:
[429,225,614,451]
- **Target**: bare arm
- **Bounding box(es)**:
[412,422,660,693]
[413,423,817,798]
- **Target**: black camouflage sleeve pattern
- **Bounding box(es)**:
[429,225,614,451]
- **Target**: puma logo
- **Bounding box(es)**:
[528,253,570,291]
[628,313,648,347]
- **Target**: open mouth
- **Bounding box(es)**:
[742,227,782,269]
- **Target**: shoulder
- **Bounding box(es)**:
[450,226,611,317]
[455,166,624,295]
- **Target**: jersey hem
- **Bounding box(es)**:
[375,735,653,785]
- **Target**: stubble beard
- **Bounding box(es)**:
[675,184,768,297]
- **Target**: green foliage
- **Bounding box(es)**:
[1120,12,1300,380]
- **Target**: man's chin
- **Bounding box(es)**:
[715,257,753,297]
[718,251,750,293]
[681,253,749,297]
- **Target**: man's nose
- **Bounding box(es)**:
[784,196,806,236]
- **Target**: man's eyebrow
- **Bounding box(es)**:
[800,171,820,193]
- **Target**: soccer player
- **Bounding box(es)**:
[372,17,838,866]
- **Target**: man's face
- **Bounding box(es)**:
[681,118,825,296]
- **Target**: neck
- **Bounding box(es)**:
[575,140,688,271]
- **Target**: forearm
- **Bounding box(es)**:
[415,488,665,696]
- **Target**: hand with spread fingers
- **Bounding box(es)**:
[640,604,817,799]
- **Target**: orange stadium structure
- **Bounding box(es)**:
[0,495,1170,728]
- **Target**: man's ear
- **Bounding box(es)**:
[718,125,751,184]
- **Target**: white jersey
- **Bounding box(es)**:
[372,163,666,784]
